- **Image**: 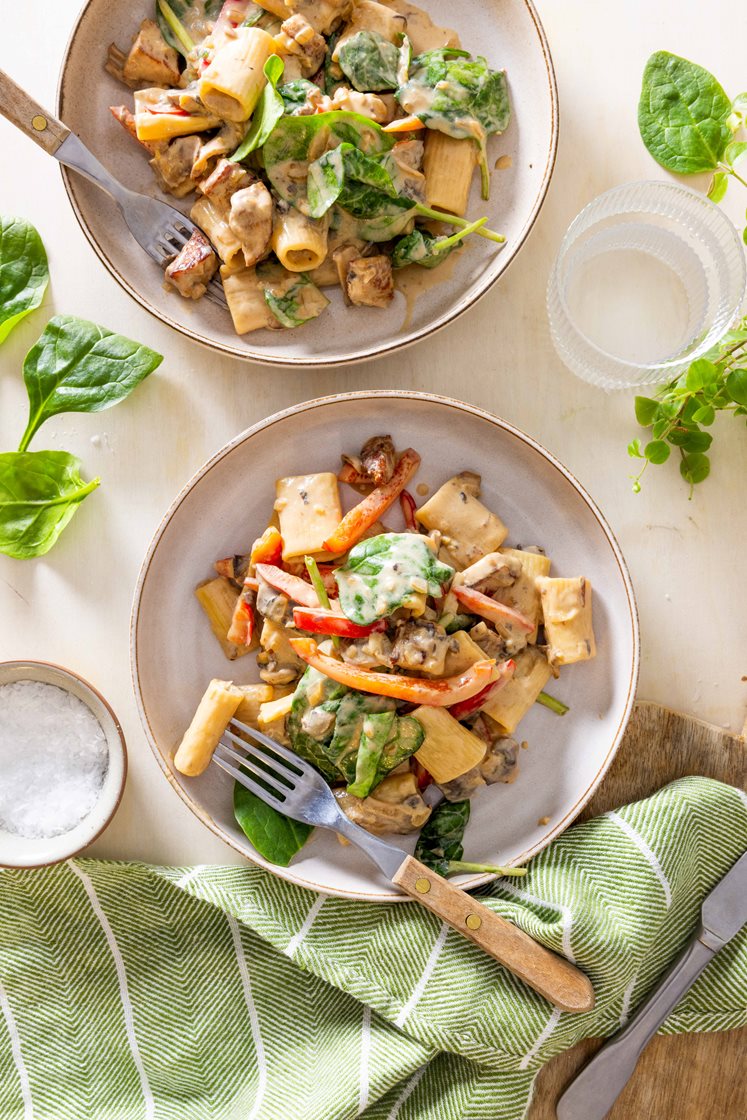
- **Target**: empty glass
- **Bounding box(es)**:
[547,181,746,389]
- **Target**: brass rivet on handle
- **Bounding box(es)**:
[31,115,48,132]
[415,878,431,894]
[466,913,482,931]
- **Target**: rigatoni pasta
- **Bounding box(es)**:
[198,28,275,122]
[271,207,329,273]
[174,679,243,776]
[423,132,477,217]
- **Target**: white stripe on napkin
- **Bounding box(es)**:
[394,922,450,1029]
[175,865,207,890]
[619,974,638,1027]
[357,1005,372,1115]
[498,882,576,963]
[0,979,33,1120]
[285,893,328,958]
[519,1007,562,1070]
[607,812,672,908]
[68,862,155,1119]
[228,914,268,1120]
[386,1064,427,1120]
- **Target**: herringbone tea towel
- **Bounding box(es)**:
[0,776,745,1120]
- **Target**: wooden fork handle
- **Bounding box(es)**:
[0,69,70,155]
[392,856,595,1013]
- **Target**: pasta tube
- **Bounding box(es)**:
[271,207,329,272]
[191,197,244,266]
[234,683,275,728]
[481,647,551,733]
[221,265,279,334]
[253,0,288,17]
[498,548,553,644]
[174,679,243,776]
[274,473,343,559]
[413,707,486,784]
[194,577,252,661]
[134,89,219,142]
[537,577,596,665]
[198,27,275,122]
[414,474,508,569]
[423,132,477,217]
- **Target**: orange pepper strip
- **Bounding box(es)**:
[289,637,496,707]
[323,449,421,554]
[227,580,256,646]
[453,585,534,634]
[383,115,426,133]
[250,526,283,568]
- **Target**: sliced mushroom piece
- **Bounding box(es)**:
[257,654,302,686]
[340,631,393,669]
[459,552,521,595]
[360,434,396,485]
[480,734,519,785]
[469,621,508,661]
[256,578,293,626]
[214,553,251,586]
[335,772,431,835]
[150,135,202,198]
[165,230,218,300]
[390,620,452,676]
[345,255,394,309]
[229,182,274,268]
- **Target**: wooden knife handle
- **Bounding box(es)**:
[392,856,595,1013]
[0,69,69,155]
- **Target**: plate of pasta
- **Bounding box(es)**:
[58,0,558,364]
[131,393,640,899]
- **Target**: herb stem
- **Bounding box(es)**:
[158,0,195,53]
[435,217,488,253]
[414,204,505,243]
[305,555,340,648]
[447,861,527,877]
[537,691,569,716]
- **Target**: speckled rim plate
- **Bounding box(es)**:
[130,392,640,900]
[57,0,559,366]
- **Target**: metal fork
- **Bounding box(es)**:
[214,717,595,1014]
[0,69,227,309]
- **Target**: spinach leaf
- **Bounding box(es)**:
[156,0,224,55]
[263,111,394,213]
[391,217,487,269]
[280,79,320,115]
[0,451,99,560]
[288,667,347,779]
[347,711,396,798]
[337,30,401,92]
[397,49,510,198]
[231,55,285,163]
[335,533,454,625]
[414,799,470,877]
[19,316,162,452]
[0,216,49,345]
[638,51,733,173]
[234,781,312,866]
[324,691,396,780]
[261,273,330,329]
[307,143,399,218]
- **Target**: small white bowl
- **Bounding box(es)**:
[0,661,127,868]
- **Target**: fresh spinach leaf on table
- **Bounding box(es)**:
[638,51,733,174]
[19,315,163,452]
[335,533,454,625]
[397,49,510,198]
[231,55,285,163]
[337,30,400,92]
[0,216,49,345]
[234,781,312,866]
[0,451,100,560]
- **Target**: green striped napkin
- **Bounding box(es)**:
[0,776,744,1120]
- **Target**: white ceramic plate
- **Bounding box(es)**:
[58,0,558,366]
[131,393,640,900]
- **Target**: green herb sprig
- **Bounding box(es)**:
[628,317,747,494]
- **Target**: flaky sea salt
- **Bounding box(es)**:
[0,681,109,839]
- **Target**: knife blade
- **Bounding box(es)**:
[556,846,747,1119]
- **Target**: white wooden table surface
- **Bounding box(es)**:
[1,0,745,866]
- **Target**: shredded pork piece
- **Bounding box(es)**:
[165,230,218,300]
[150,136,202,198]
[198,158,252,206]
[321,87,389,122]
[275,15,327,78]
[108,20,180,89]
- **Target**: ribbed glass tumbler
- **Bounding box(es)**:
[547,181,746,389]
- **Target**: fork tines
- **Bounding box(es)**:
[152,220,229,310]
[213,719,309,810]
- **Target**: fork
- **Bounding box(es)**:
[214,718,596,1014]
[0,69,227,309]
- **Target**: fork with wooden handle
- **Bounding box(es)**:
[213,719,595,1014]
[0,67,227,308]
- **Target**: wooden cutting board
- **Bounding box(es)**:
[529,701,746,1120]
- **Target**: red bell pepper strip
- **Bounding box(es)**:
[289,637,495,707]
[250,526,283,568]
[448,659,516,720]
[323,449,421,554]
[453,585,534,634]
[292,607,387,639]
[400,489,418,531]
[227,580,256,646]
[255,564,320,607]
